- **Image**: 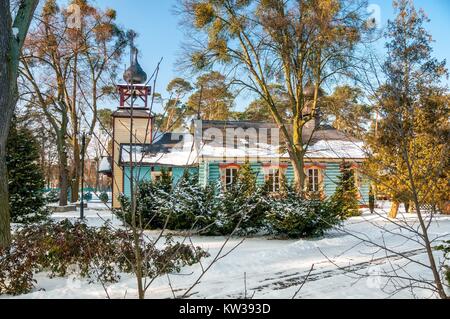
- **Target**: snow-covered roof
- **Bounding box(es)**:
[118,120,367,166]
[121,146,198,166]
[200,142,282,159]
[305,140,367,160]
[120,131,367,166]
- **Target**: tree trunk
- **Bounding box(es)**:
[71,141,80,203]
[56,135,69,206]
[388,201,400,219]
[0,142,11,248]
[404,202,411,214]
[0,0,39,248]
[0,1,14,249]
[59,163,69,207]
[70,50,80,203]
[292,117,306,194]
[95,159,100,192]
[291,156,305,194]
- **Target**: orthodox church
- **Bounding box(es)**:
[100,49,370,209]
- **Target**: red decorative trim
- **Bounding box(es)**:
[219,163,241,169]
[117,84,151,108]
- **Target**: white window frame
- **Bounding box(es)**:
[307,168,321,192]
[263,164,287,193]
[267,168,281,193]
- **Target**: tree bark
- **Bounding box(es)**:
[0,143,11,248]
[56,133,69,206]
[95,159,100,192]
[388,201,400,219]
[292,116,307,193]
[71,140,80,203]
[70,50,80,203]
[404,202,411,214]
[291,155,306,194]
[0,1,13,249]
[0,0,38,248]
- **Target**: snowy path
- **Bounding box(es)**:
[248,247,427,295]
[4,203,450,299]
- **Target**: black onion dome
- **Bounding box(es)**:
[123,48,147,84]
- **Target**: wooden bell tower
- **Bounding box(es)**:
[111,36,153,208]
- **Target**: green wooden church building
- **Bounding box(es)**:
[103,49,370,209]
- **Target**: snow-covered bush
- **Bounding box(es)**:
[166,173,222,233]
[0,221,208,296]
[436,241,450,286]
[99,192,109,204]
[266,186,341,238]
[216,163,270,235]
[116,166,342,239]
[83,192,93,202]
[45,189,60,203]
[162,172,206,230]
[117,171,221,233]
[116,170,172,229]
[218,184,270,235]
[266,200,341,238]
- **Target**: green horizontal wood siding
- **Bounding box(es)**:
[123,166,198,197]
[324,163,341,198]
[286,165,295,184]
[122,160,370,205]
[251,163,264,185]
[172,167,199,185]
[208,163,221,183]
[359,175,371,205]
[207,162,265,185]
[123,166,151,198]
[198,162,207,187]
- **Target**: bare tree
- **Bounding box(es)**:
[20,0,126,205]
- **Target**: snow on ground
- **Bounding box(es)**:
[5,202,450,299]
[51,200,123,229]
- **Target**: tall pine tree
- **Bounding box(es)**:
[330,162,360,218]
[6,118,49,224]
[220,162,268,234]
[366,0,448,298]
[366,0,449,218]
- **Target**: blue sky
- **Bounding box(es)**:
[92,0,450,112]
